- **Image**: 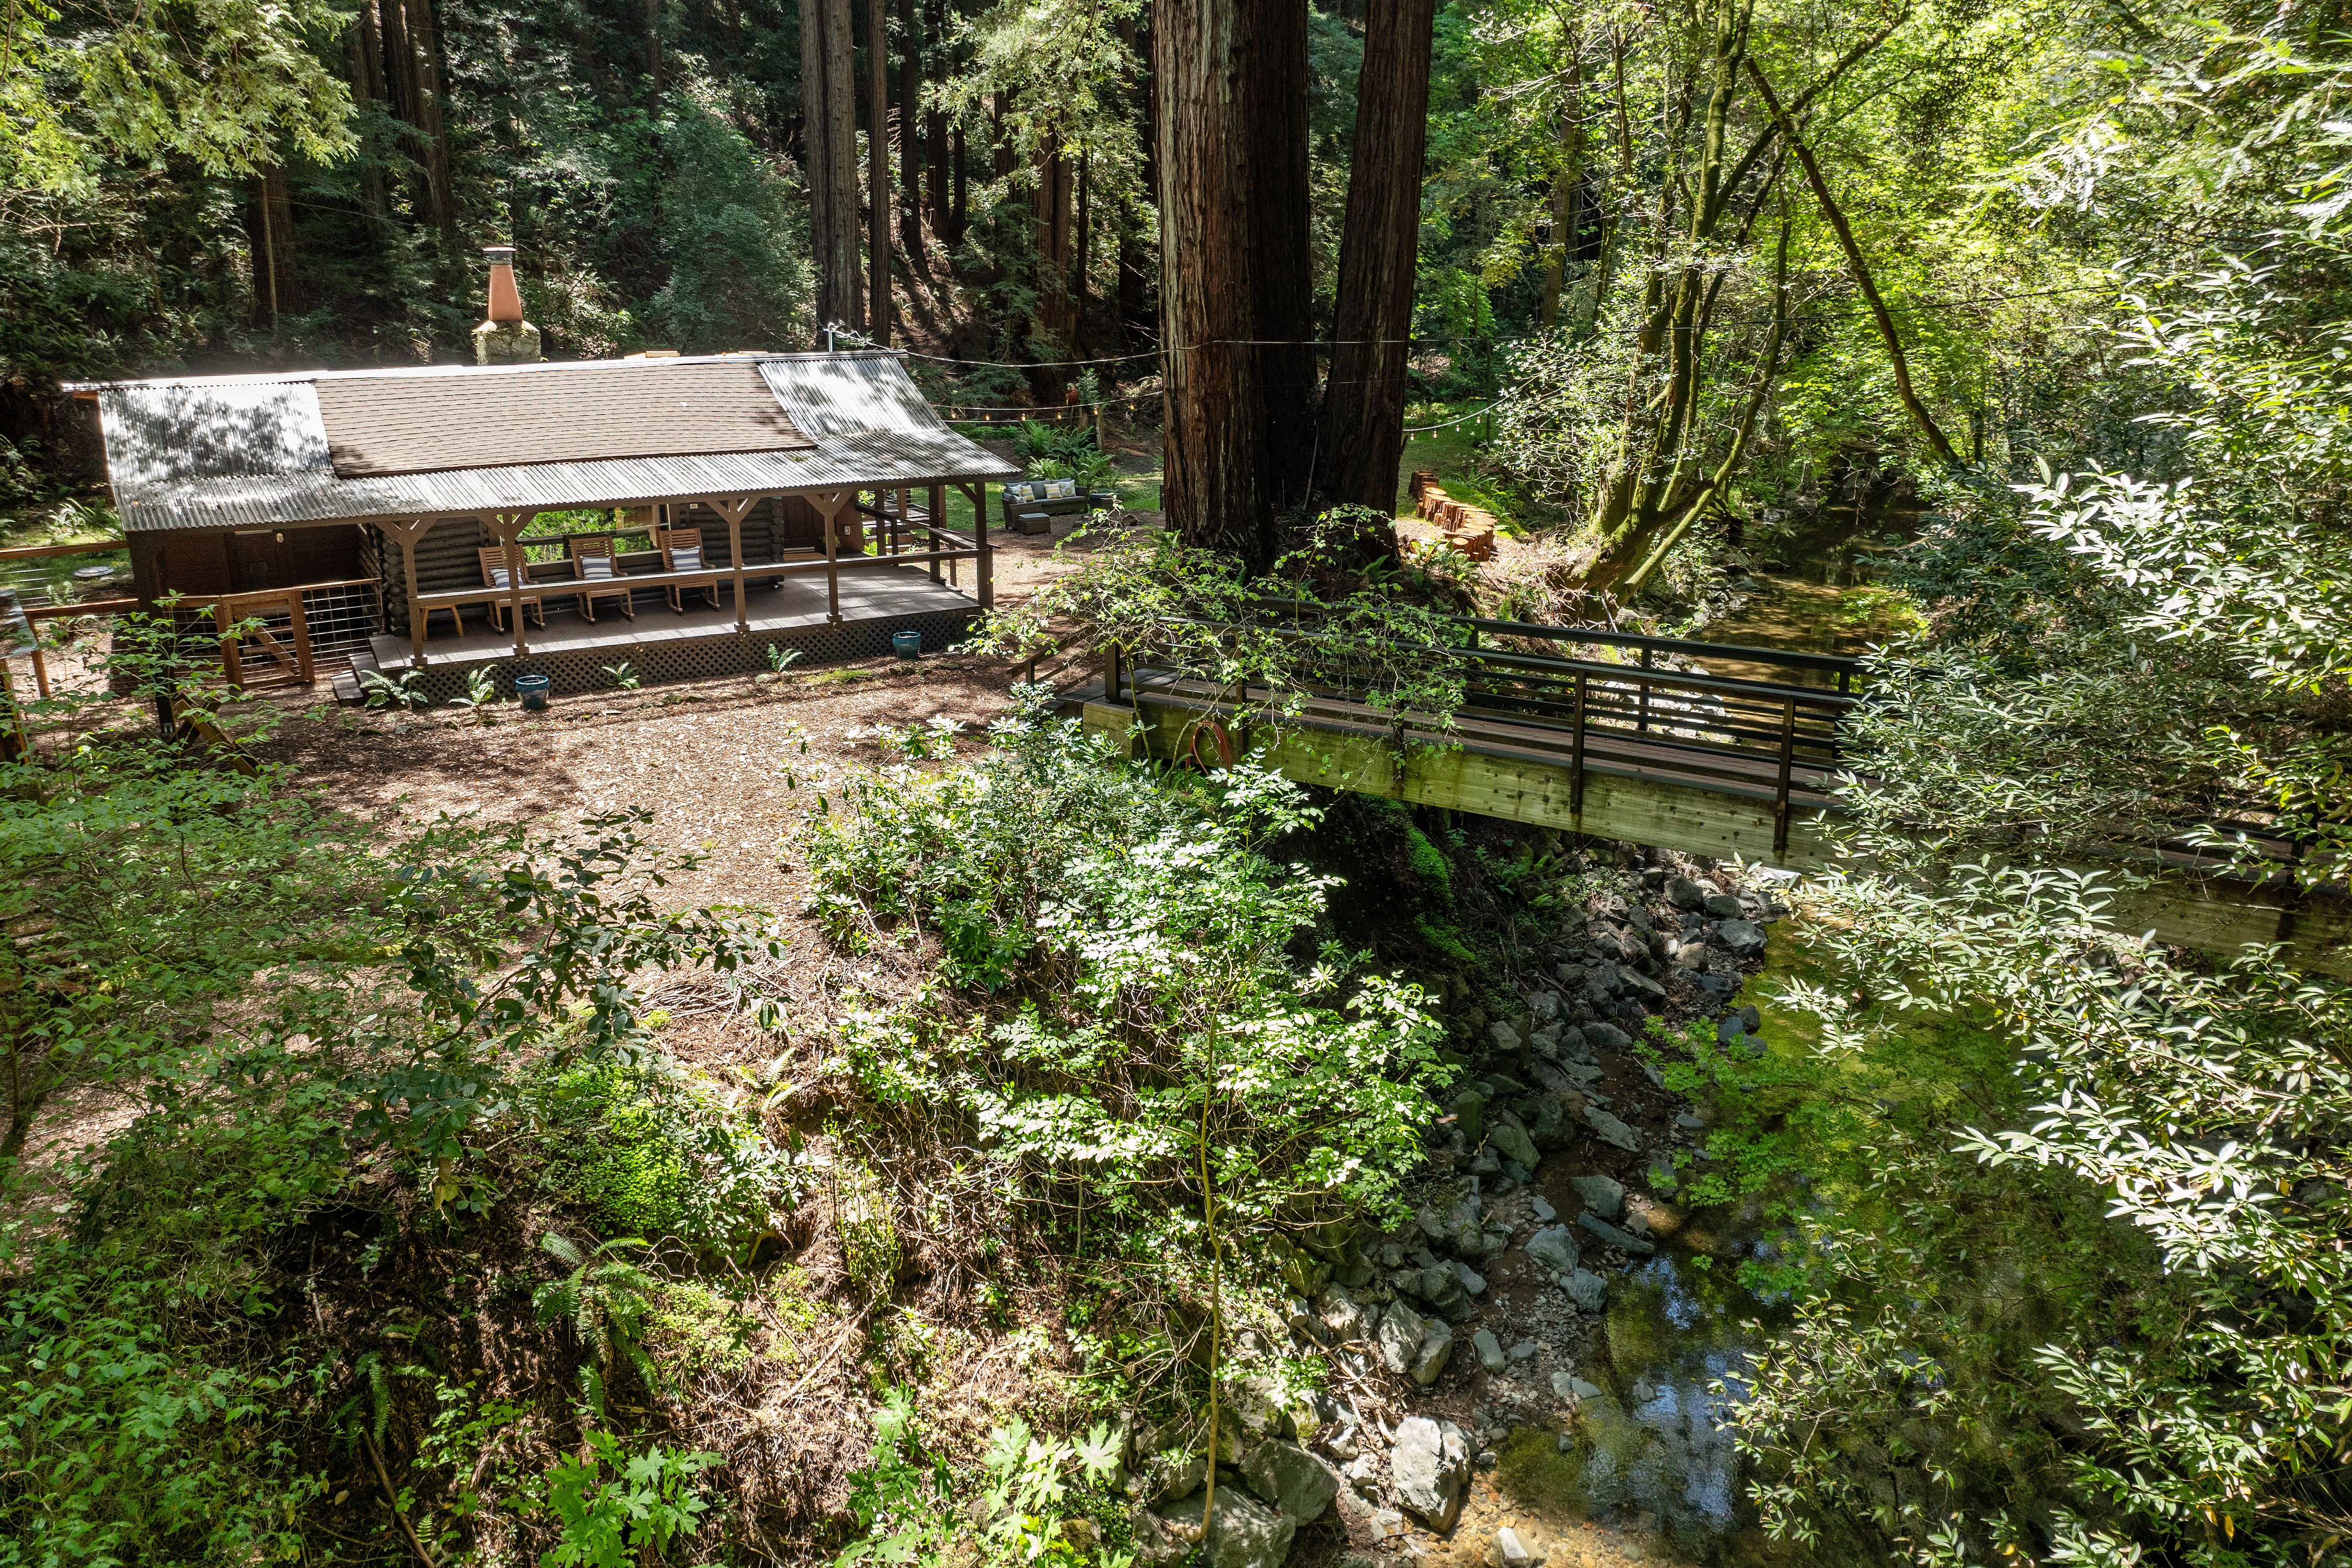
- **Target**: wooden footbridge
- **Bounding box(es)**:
[1072,614,2352,976]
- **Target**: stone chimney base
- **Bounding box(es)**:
[474,318,543,365]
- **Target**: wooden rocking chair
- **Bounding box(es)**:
[567,536,636,622]
[477,547,546,633]
[655,525,720,615]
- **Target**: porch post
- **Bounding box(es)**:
[713,495,755,634]
[815,489,850,625]
[974,481,993,610]
[383,516,439,668]
[927,483,945,584]
[491,512,533,659]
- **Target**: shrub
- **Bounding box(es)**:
[531,1055,795,1252]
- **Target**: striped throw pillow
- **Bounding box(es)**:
[672,545,703,571]
[580,556,615,580]
[487,567,513,589]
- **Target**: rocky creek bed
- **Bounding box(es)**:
[1121,851,1797,1568]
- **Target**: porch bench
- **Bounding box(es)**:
[999,480,1117,535]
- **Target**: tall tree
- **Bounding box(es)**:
[899,0,925,264]
[925,0,952,237]
[401,0,457,243]
[866,0,893,340]
[1246,0,1316,512]
[1155,0,1310,568]
[1315,0,1437,515]
[802,0,864,329]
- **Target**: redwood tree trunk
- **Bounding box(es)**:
[405,0,457,243]
[1245,0,1316,514]
[1316,0,1437,514]
[925,0,951,235]
[799,0,843,326]
[824,0,865,329]
[1155,0,1275,567]
[865,0,892,341]
[898,0,924,265]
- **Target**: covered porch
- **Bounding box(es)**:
[363,480,997,699]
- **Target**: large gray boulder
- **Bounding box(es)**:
[1157,1485,1297,1568]
[1240,1439,1340,1524]
[1411,1317,1456,1386]
[1577,1211,1657,1255]
[1563,1268,1610,1312]
[1570,1173,1625,1221]
[1378,1300,1428,1376]
[1584,1104,1643,1151]
[1582,1020,1633,1053]
[1488,1111,1540,1170]
[1714,918,1768,958]
[1389,1416,1471,1531]
[1526,1224,1582,1275]
[1472,1328,1505,1375]
[1317,1286,1373,1342]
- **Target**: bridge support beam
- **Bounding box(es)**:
[1083,699,2352,977]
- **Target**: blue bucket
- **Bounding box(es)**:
[514,673,552,710]
[891,630,923,659]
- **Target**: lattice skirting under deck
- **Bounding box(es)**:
[372,607,981,702]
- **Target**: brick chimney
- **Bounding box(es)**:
[472,245,543,365]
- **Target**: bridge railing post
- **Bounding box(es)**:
[1773,697,1797,859]
[1104,643,1123,703]
[1638,646,1653,733]
[1571,670,1588,818]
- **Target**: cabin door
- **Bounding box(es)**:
[228,530,296,592]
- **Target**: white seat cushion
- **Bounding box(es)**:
[671,545,703,571]
[579,556,616,580]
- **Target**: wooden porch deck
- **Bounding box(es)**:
[344,564,982,699]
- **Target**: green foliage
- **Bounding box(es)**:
[969,518,1478,742]
[532,1234,661,1414]
[642,1282,758,1379]
[602,661,641,692]
[532,1055,793,1250]
[834,1160,903,1294]
[836,1387,1129,1568]
[799,711,1447,1402]
[534,1431,719,1568]
[0,765,778,1558]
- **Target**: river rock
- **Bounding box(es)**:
[1582,1020,1633,1053]
[1133,1449,1207,1505]
[1240,1439,1340,1524]
[1528,987,1561,1022]
[1526,1224,1581,1274]
[1317,1278,1374,1344]
[1129,1504,1190,1566]
[1378,1300,1427,1375]
[1489,1112,1540,1170]
[1530,1195,1557,1222]
[1411,1317,1456,1385]
[1551,1371,1604,1403]
[1701,893,1744,918]
[1473,1327,1505,1374]
[1420,1264,1468,1316]
[1494,1525,1546,1566]
[1713,918,1768,958]
[1453,1259,1487,1296]
[1157,1485,1296,1568]
[1584,1104,1643,1150]
[1451,1088,1489,1146]
[1563,1268,1609,1311]
[1489,1020,1524,1053]
[1666,875,1707,910]
[1576,1212,1657,1255]
[1570,1173,1625,1221]
[1390,1417,1472,1530]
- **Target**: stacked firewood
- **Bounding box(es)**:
[1397,470,1496,561]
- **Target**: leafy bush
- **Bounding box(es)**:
[531,1055,793,1251]
[534,1431,719,1568]
[798,713,1447,1402]
[836,1387,1127,1568]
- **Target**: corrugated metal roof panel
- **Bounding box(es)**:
[110,439,1019,533]
[80,351,1019,534]
[97,380,330,492]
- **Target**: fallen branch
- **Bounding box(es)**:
[364,1432,442,1568]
